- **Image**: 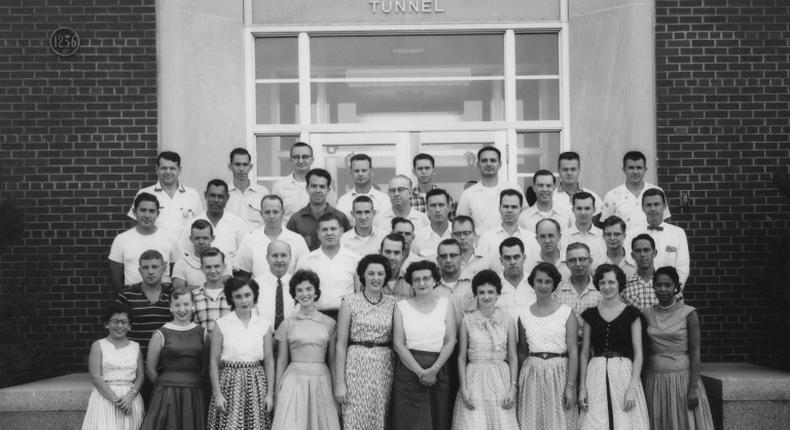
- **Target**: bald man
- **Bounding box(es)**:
[254,240,296,330]
[374,174,429,231]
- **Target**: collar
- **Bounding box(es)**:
[226,310,259,324]
[153,182,186,193]
[292,309,326,322]
[557,182,583,196]
[229,182,259,193]
[558,279,596,293]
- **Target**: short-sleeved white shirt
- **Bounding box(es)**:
[183,211,248,261]
[340,227,387,257]
[296,247,359,311]
[233,228,309,277]
[456,181,523,234]
[171,252,233,288]
[553,185,603,218]
[227,183,269,232]
[498,276,537,322]
[335,187,392,227]
[215,311,271,362]
[518,204,573,235]
[108,227,181,285]
[411,224,452,259]
[601,182,670,228]
[373,207,430,232]
[628,222,690,287]
[560,224,607,267]
[476,225,540,273]
[127,182,203,237]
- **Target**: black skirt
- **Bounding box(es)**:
[391,349,452,430]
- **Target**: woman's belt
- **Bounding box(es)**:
[350,341,391,348]
[528,352,568,360]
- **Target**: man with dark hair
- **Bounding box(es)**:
[341,195,386,256]
[172,219,232,290]
[380,233,409,298]
[272,141,338,223]
[286,168,351,250]
[621,234,659,309]
[599,215,636,279]
[235,194,309,278]
[110,193,181,289]
[191,247,232,332]
[452,215,491,278]
[554,242,601,337]
[127,151,203,236]
[186,179,247,261]
[477,188,539,273]
[336,153,391,224]
[435,238,474,323]
[553,151,603,220]
[630,188,689,288]
[519,169,572,233]
[411,188,453,259]
[524,218,568,281]
[296,212,359,318]
[375,174,429,232]
[227,147,269,231]
[560,191,606,266]
[410,153,454,217]
[456,146,522,233]
[602,150,670,228]
[498,237,536,321]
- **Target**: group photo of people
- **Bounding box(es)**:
[84,142,713,430]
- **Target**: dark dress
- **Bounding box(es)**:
[141,324,207,430]
[580,306,649,430]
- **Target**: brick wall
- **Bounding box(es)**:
[655,0,790,366]
[0,0,157,382]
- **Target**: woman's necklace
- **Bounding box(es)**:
[364,290,382,305]
[657,300,676,311]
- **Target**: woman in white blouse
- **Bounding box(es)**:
[208,277,275,430]
[391,260,457,430]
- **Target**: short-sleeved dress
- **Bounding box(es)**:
[518,304,579,430]
[271,310,340,430]
[580,306,649,430]
[141,323,207,430]
[208,311,272,430]
[451,309,518,430]
[81,338,144,430]
[342,293,397,430]
[643,303,714,430]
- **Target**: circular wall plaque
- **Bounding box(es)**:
[50,27,80,57]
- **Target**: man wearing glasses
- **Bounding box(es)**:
[451,215,491,278]
[272,141,337,223]
[374,175,429,232]
[598,215,636,279]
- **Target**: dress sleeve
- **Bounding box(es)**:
[274,318,289,342]
[623,305,642,324]
[580,307,596,324]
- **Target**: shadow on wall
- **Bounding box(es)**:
[763,167,790,371]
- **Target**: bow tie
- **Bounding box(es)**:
[647,225,664,231]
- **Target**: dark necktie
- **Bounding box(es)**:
[274,277,284,330]
[647,225,664,231]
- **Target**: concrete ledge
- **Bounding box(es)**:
[701,363,790,430]
[0,373,91,430]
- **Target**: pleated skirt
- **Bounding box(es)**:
[518,356,579,430]
[271,362,340,430]
[208,361,270,430]
[643,368,714,430]
[581,357,649,430]
[391,350,452,430]
[81,384,144,430]
[140,384,207,430]
[451,360,518,430]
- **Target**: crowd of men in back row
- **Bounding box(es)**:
[110,143,689,348]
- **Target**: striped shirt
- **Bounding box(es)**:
[116,284,171,354]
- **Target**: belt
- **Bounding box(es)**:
[350,341,391,348]
[528,352,568,360]
[593,351,626,358]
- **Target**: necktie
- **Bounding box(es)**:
[647,225,664,231]
[275,277,284,330]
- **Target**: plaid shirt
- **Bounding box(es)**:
[191,286,231,332]
[410,185,455,219]
[621,273,658,310]
[553,279,602,339]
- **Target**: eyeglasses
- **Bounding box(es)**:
[109,319,130,325]
[452,231,474,238]
[387,187,409,194]
[411,276,435,285]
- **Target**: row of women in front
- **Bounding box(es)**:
[82,256,713,430]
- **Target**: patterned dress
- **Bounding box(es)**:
[81,338,144,430]
[451,309,519,430]
[643,303,714,430]
[518,304,579,430]
[581,306,649,430]
[341,293,397,430]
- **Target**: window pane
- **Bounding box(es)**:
[256,83,299,124]
[255,135,300,186]
[311,34,504,79]
[515,33,559,75]
[516,131,561,192]
[516,79,559,121]
[255,37,298,79]
[311,80,504,123]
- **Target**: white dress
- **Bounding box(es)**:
[81,338,144,430]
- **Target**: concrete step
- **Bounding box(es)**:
[0,373,91,430]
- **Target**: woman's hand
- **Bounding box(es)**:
[117,391,135,415]
[502,384,517,409]
[563,385,577,410]
[420,366,438,386]
[263,392,274,414]
[623,385,637,411]
[461,389,475,410]
[687,385,700,409]
[578,387,588,411]
[334,382,348,405]
[214,392,227,414]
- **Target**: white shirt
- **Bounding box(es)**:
[233,228,309,277]
[553,185,603,219]
[271,173,338,223]
[411,224,452,259]
[629,222,690,287]
[476,225,540,273]
[601,182,671,228]
[398,297,448,353]
[184,211,248,261]
[374,207,430,232]
[456,181,523,234]
[127,182,203,237]
[498,276,537,322]
[560,224,607,267]
[596,253,637,280]
[296,247,359,311]
[215,311,271,361]
[171,252,233,288]
[460,251,492,279]
[335,187,392,227]
[340,227,386,257]
[227,183,269,231]
[108,228,181,285]
[518,204,573,235]
[254,272,296,325]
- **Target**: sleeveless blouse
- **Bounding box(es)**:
[215,311,271,362]
[520,304,572,354]
[643,303,696,372]
[581,305,641,358]
[398,297,448,352]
